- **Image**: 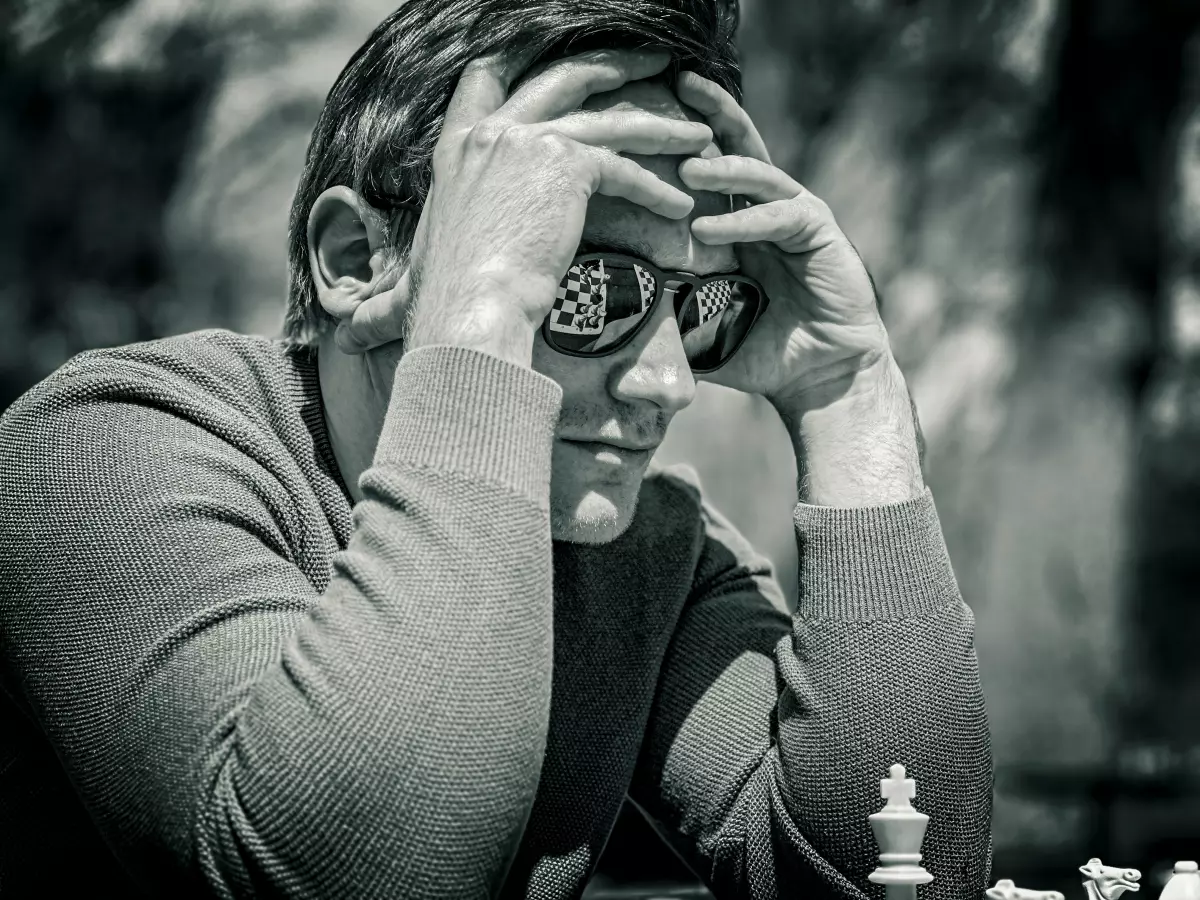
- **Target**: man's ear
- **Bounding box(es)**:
[307,186,389,321]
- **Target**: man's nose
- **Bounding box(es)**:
[607,292,696,414]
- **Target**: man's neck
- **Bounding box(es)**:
[316,331,398,506]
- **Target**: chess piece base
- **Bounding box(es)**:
[869,867,935,885]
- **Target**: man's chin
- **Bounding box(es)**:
[549,489,639,545]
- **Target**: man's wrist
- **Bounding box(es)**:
[406,296,537,370]
[772,353,925,507]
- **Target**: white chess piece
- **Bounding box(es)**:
[1081,858,1142,900]
[868,764,933,900]
[1160,862,1200,900]
[986,877,1065,900]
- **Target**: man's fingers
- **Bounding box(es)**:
[586,148,695,220]
[501,49,672,124]
[335,268,414,353]
[678,155,801,203]
[691,194,835,246]
[674,71,772,164]
[442,51,533,136]
[552,111,713,156]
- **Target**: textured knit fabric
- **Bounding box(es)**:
[0,329,992,900]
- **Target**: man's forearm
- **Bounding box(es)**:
[773,353,925,507]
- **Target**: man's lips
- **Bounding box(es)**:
[560,438,659,458]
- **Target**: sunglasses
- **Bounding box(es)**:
[541,252,769,373]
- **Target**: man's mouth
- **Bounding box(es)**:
[560,438,657,463]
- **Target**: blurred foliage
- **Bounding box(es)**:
[7,0,133,65]
[5,0,1200,891]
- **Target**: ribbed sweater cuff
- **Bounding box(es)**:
[793,487,960,620]
[373,345,562,502]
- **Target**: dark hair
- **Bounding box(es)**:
[283,0,742,346]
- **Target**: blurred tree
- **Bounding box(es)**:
[1009,0,1200,875]
[1118,4,1200,867]
[0,9,213,410]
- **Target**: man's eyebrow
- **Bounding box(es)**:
[577,237,740,275]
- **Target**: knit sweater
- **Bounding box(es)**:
[0,328,991,900]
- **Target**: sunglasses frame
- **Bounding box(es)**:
[540,252,770,374]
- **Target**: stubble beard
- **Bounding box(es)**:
[548,487,642,545]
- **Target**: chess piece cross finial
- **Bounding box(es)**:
[881,763,916,809]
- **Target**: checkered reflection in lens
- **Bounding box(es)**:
[695,281,732,325]
[544,253,767,369]
[548,263,606,336]
[547,259,658,354]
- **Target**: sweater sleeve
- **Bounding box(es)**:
[628,478,993,900]
[0,345,561,899]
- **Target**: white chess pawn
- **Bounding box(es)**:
[1160,862,1200,900]
[869,763,934,900]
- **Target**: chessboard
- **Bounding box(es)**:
[874,763,1199,900]
[585,763,1200,900]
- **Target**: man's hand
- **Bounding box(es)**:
[675,73,923,505]
[674,71,889,412]
[334,50,714,369]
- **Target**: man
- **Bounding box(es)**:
[0,1,992,898]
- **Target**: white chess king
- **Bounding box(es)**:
[869,763,934,900]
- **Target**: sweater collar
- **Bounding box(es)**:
[281,338,355,510]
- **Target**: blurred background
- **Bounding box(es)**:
[3,0,1200,896]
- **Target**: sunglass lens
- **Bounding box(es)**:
[679,280,762,371]
[547,258,658,354]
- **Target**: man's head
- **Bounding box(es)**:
[294,2,742,545]
[286,0,740,346]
